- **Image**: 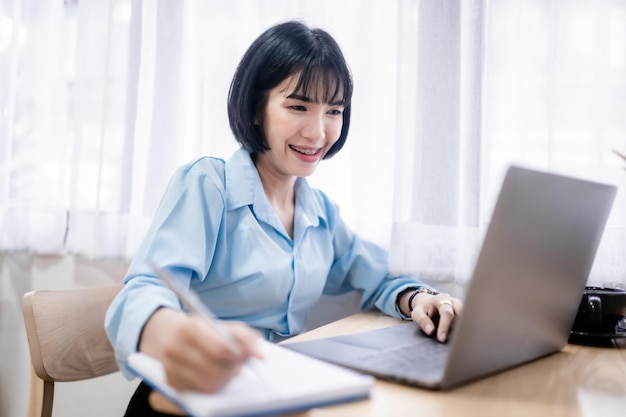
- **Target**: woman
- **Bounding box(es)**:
[106,19,463,416]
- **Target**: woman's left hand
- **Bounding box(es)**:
[407,292,463,343]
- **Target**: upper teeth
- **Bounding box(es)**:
[291,146,319,155]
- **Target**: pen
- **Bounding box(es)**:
[149,262,237,348]
[148,262,269,382]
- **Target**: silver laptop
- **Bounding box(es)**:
[284,165,617,389]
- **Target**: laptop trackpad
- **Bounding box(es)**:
[330,322,423,350]
[285,323,425,360]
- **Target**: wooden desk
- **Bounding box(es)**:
[152,312,626,417]
[281,312,626,417]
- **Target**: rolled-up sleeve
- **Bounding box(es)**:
[321,197,427,319]
[105,158,225,378]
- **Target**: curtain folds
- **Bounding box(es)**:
[1,0,625,287]
[391,0,626,288]
[389,0,485,284]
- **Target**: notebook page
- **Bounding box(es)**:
[127,339,373,417]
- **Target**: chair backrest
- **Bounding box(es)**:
[22,284,123,417]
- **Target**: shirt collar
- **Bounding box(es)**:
[294,176,323,229]
[225,148,324,230]
[225,148,257,211]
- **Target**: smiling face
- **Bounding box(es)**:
[254,75,345,180]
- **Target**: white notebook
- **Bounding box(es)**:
[126,339,373,417]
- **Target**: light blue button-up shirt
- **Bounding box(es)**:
[105,149,429,378]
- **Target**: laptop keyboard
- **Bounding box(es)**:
[355,338,450,374]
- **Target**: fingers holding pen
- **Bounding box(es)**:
[140,308,261,393]
[176,317,263,392]
[162,319,231,391]
[223,321,264,360]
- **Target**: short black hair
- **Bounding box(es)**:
[227,20,353,159]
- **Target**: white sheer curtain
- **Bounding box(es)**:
[0,0,400,258]
[481,0,626,289]
[389,0,485,286]
[390,0,626,288]
[1,0,625,287]
[0,0,68,253]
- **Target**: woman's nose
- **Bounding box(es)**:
[301,114,325,141]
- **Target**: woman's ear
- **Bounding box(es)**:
[253,111,263,126]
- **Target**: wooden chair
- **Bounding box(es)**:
[21,284,123,417]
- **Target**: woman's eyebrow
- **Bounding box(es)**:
[287,93,312,102]
[287,93,345,107]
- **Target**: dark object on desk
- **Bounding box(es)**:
[569,286,626,345]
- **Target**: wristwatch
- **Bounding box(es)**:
[408,287,440,312]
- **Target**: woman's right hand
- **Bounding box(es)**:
[138,307,262,393]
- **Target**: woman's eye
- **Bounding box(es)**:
[328,109,343,116]
[290,105,306,111]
